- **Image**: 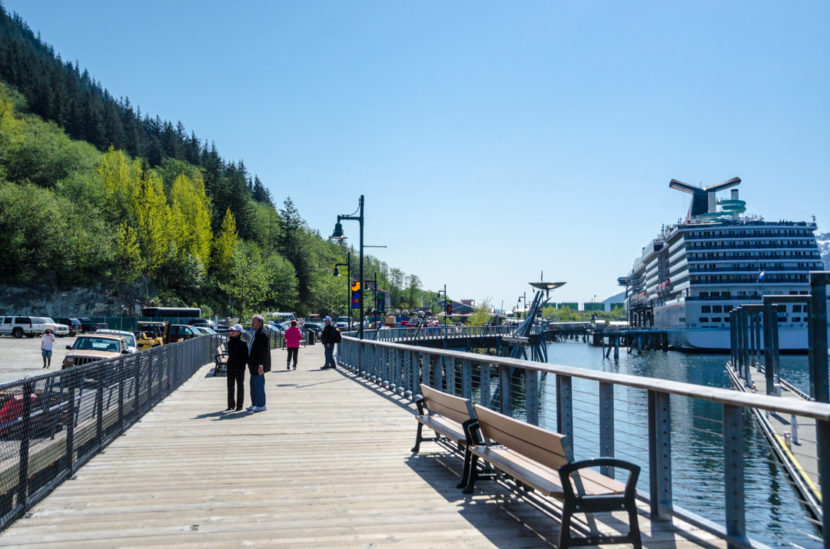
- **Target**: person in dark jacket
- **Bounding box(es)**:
[225,324,248,411]
[247,315,271,412]
[320,316,339,369]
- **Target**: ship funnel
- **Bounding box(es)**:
[731,189,739,200]
[669,177,741,219]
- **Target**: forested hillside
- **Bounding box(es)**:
[0,6,430,317]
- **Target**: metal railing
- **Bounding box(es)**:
[365,325,514,344]
[337,325,830,547]
[0,334,221,531]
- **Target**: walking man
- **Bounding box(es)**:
[320,316,339,369]
[247,315,271,412]
[284,320,302,370]
[41,328,56,368]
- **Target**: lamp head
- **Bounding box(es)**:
[333,265,340,277]
[330,221,345,240]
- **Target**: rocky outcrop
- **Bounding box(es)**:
[0,280,151,318]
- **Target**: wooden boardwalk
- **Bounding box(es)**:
[0,344,724,548]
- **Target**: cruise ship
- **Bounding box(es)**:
[618,177,825,352]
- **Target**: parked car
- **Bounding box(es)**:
[62,334,129,368]
[77,318,108,333]
[335,316,350,330]
[163,323,200,344]
[52,323,71,337]
[192,326,217,335]
[0,316,56,338]
[96,329,138,353]
[55,317,82,336]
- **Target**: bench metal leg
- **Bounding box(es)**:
[457,448,472,489]
[411,422,425,453]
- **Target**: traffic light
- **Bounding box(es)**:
[446,302,452,315]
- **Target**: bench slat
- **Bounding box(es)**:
[473,405,569,471]
[417,414,466,443]
[420,384,469,425]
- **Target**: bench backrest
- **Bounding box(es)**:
[473,404,570,471]
[419,384,471,424]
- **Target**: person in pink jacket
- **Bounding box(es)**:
[284,320,303,370]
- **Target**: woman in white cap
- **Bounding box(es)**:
[225,324,248,411]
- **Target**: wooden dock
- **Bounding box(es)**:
[0,344,724,547]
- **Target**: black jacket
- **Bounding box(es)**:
[321,324,338,345]
[248,328,271,375]
[226,335,248,372]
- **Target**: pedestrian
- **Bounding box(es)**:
[284,320,302,370]
[41,328,56,368]
[320,316,340,369]
[247,314,271,412]
[225,324,248,411]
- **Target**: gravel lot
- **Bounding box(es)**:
[0,335,78,385]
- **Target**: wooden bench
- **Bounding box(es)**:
[463,404,641,548]
[213,353,228,377]
[412,384,476,488]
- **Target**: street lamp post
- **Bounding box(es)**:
[330,195,364,339]
[333,251,351,330]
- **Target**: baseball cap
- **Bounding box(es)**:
[324,316,332,322]
[231,324,244,332]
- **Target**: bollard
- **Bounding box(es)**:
[791,414,799,445]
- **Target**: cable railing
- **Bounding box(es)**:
[337,332,830,548]
[0,334,221,531]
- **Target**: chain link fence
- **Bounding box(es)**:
[0,334,222,531]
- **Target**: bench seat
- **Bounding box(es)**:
[468,444,627,499]
[412,384,475,488]
[464,404,641,548]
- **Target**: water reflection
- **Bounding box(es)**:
[540,342,821,548]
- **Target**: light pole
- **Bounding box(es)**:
[437,284,448,324]
[330,195,364,339]
[333,251,351,330]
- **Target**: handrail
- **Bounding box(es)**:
[342,335,830,421]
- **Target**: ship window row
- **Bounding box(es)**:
[686,250,819,260]
[698,315,803,325]
[686,241,816,250]
[692,273,808,283]
[684,228,814,240]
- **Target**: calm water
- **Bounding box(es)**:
[536,342,823,548]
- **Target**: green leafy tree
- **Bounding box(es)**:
[212,207,238,281]
[114,222,142,282]
[467,299,493,326]
[134,170,172,274]
[169,172,212,267]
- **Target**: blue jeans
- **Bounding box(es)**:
[324,344,336,367]
[250,374,266,407]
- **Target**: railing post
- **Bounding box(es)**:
[599,381,614,477]
[723,404,746,548]
[648,390,672,521]
[118,359,125,434]
[500,366,512,416]
[446,357,456,395]
[817,418,830,540]
[65,369,75,473]
[525,368,538,425]
[556,375,573,444]
[808,272,828,402]
[435,355,444,392]
[763,301,777,395]
[461,359,472,400]
[96,363,104,448]
[17,380,34,514]
[480,363,491,409]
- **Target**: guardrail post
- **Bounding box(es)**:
[461,359,472,400]
[500,366,512,416]
[435,355,444,392]
[763,302,777,395]
[134,354,142,415]
[817,418,830,540]
[723,404,746,548]
[599,381,614,477]
[525,369,538,425]
[96,363,104,447]
[480,363,491,408]
[808,272,828,402]
[402,350,411,396]
[65,370,75,472]
[446,357,456,396]
[648,390,672,521]
[556,375,573,444]
[17,380,34,514]
[117,359,125,434]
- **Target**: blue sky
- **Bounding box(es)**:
[6,1,829,310]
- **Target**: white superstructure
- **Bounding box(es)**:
[620,178,825,352]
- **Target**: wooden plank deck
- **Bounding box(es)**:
[0,344,724,548]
